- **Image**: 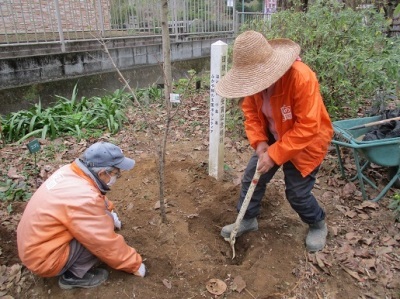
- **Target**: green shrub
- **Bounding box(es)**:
[0,179,31,202]
[136,84,163,106]
[241,0,400,118]
[389,193,400,222]
[1,85,131,143]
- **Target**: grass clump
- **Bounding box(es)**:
[1,85,131,143]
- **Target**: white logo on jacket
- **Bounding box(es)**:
[281,105,292,121]
[46,172,64,190]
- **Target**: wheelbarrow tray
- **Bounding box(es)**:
[333,116,400,167]
[332,115,400,201]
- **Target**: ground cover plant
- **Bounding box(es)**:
[0,85,131,144]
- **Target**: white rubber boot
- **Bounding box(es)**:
[221,218,258,239]
[306,220,328,252]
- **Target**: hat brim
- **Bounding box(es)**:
[114,157,136,170]
[216,39,301,98]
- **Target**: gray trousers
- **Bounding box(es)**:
[58,239,99,278]
[238,152,325,224]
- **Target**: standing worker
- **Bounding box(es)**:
[17,141,146,289]
[216,30,333,252]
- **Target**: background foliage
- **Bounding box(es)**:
[242,0,400,118]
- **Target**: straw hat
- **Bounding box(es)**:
[216,30,301,98]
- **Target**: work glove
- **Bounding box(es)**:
[111,210,122,230]
[134,263,146,277]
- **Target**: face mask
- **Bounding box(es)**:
[106,172,118,187]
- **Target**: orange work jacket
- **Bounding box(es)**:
[241,61,333,177]
[17,162,142,277]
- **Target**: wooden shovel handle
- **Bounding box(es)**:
[228,159,261,259]
[349,116,400,130]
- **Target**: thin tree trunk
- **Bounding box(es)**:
[159,0,173,223]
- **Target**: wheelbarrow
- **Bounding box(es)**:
[331,115,400,202]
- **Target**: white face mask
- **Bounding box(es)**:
[106,172,118,187]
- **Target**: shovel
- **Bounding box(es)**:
[225,159,261,259]
[348,116,400,130]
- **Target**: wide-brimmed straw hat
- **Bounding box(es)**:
[216,30,301,98]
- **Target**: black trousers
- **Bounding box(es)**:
[237,152,325,224]
[58,239,99,278]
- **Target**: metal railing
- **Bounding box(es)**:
[0,0,237,51]
[236,11,272,32]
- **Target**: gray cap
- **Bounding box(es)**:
[83,142,135,170]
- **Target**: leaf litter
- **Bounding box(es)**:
[0,90,399,298]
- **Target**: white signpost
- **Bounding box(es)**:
[209,41,228,180]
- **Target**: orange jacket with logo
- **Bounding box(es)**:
[241,61,333,177]
[17,162,142,277]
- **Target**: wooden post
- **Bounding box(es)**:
[209,41,228,180]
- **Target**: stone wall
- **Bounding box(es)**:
[0,0,111,33]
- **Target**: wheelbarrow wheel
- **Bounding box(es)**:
[388,167,400,189]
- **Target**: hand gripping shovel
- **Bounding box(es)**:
[224,159,261,259]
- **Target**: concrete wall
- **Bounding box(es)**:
[0,35,234,90]
[0,57,210,115]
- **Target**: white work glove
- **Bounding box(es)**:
[134,263,146,277]
[111,210,122,230]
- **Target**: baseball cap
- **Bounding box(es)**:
[83,142,135,170]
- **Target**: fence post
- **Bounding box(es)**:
[209,41,228,180]
[234,10,239,34]
[96,0,105,36]
[53,0,65,52]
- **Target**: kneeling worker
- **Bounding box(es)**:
[17,141,146,289]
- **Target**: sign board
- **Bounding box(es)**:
[27,139,41,154]
[209,41,228,180]
[170,93,181,103]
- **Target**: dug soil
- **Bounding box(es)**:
[0,92,399,299]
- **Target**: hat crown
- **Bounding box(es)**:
[215,30,301,98]
[83,141,135,170]
[233,31,273,67]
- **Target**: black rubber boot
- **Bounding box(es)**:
[58,268,109,290]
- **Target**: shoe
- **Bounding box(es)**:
[221,218,258,239]
[58,268,109,290]
[306,220,328,252]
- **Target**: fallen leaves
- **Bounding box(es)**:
[205,275,253,297]
[231,275,246,293]
[339,264,365,282]
[162,278,172,289]
[0,264,31,297]
[205,278,227,296]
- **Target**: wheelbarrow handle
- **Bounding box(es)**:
[349,116,400,130]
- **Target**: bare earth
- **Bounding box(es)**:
[0,91,399,299]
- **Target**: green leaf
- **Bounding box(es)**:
[394,4,400,16]
[17,128,44,143]
[29,115,38,132]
